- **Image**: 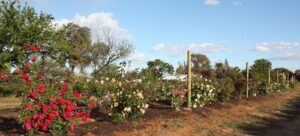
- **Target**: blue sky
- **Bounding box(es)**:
[25,0,300,71]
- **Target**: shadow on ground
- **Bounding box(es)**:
[237,95,300,136]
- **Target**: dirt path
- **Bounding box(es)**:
[1,86,300,136]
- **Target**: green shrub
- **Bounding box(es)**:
[217,78,235,102]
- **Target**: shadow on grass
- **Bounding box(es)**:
[237,96,300,136]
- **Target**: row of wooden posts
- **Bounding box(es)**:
[186,51,296,109]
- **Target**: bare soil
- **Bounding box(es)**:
[1,86,300,136]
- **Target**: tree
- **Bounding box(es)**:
[176,62,187,75]
[142,59,174,78]
[91,30,133,78]
[295,69,300,82]
[191,53,212,78]
[251,59,272,82]
[52,23,92,73]
[0,0,55,71]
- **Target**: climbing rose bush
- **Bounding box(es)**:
[16,45,94,135]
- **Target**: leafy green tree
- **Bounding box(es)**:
[142,59,174,78]
[0,0,55,70]
[52,23,92,73]
[251,59,272,82]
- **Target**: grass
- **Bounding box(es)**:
[168,118,184,129]
[207,129,219,136]
[0,96,21,109]
[224,116,257,133]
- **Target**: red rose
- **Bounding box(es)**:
[41,105,49,113]
[35,46,41,52]
[24,63,30,70]
[48,112,57,120]
[1,75,8,81]
[74,112,81,118]
[37,114,45,120]
[29,46,35,52]
[25,118,31,124]
[65,104,73,111]
[45,119,51,126]
[37,83,45,94]
[88,102,94,109]
[69,124,75,132]
[16,69,23,75]
[31,56,37,62]
[30,91,37,98]
[63,82,68,89]
[24,123,31,130]
[25,103,33,110]
[37,73,44,79]
[73,91,80,99]
[22,73,29,80]
[0,72,3,76]
[32,114,38,120]
[56,97,65,105]
[32,123,39,129]
[51,104,58,110]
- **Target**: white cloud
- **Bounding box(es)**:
[272,52,300,60]
[128,52,145,61]
[152,43,165,52]
[254,42,270,52]
[254,41,300,52]
[166,42,228,56]
[203,0,220,6]
[53,12,132,42]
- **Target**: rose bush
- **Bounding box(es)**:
[192,77,216,108]
[14,45,94,135]
[100,79,148,121]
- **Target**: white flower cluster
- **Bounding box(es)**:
[108,89,149,119]
[266,83,283,94]
[192,78,216,108]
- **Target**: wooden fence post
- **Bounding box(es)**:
[268,68,271,83]
[187,51,192,109]
[246,62,249,98]
[276,70,279,83]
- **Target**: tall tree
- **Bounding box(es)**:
[0,0,55,70]
[52,23,92,73]
[251,59,272,82]
[91,30,133,78]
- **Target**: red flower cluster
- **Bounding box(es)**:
[0,72,9,81]
[22,45,42,52]
[18,43,94,134]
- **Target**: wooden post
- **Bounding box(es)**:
[276,70,279,83]
[187,51,192,109]
[268,68,271,83]
[291,75,294,84]
[246,62,249,98]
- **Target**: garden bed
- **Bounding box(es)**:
[1,87,300,136]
